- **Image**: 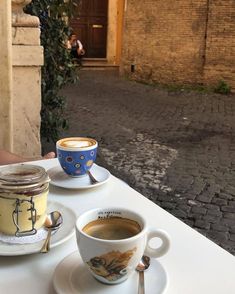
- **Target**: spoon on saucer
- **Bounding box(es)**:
[87,170,99,185]
[40,211,63,253]
[136,255,151,294]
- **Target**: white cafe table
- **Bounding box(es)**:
[0,158,235,294]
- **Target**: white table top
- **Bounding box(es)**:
[0,158,234,294]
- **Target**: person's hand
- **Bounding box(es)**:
[77,49,85,56]
[42,152,56,160]
[0,150,56,165]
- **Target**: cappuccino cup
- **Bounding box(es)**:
[76,207,170,285]
[56,137,98,177]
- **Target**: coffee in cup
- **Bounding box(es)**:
[76,208,170,285]
[59,137,96,148]
[56,137,98,177]
[82,217,141,240]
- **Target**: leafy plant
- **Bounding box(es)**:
[25,0,78,143]
[214,80,231,95]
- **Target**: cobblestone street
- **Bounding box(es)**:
[44,69,235,255]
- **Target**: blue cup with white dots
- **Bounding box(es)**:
[56,137,98,177]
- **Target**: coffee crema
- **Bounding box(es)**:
[82,217,141,240]
[58,137,96,148]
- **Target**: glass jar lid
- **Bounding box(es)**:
[0,164,50,191]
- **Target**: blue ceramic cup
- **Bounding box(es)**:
[56,137,98,177]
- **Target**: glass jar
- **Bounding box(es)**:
[0,164,50,236]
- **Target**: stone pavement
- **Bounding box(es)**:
[44,69,235,255]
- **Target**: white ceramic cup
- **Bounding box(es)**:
[76,207,170,284]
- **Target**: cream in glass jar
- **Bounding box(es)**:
[0,164,50,236]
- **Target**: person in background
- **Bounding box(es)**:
[0,150,55,165]
[67,33,85,65]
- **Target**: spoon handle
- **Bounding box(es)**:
[40,228,52,253]
[87,170,99,184]
[138,271,145,294]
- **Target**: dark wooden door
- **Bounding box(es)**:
[70,0,108,58]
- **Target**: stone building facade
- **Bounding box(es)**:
[120,0,235,90]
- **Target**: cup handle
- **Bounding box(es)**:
[145,229,170,258]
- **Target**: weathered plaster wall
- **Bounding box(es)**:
[0,1,13,151]
[0,1,43,157]
[12,66,42,156]
[12,25,43,157]
[120,0,235,90]
[107,0,118,64]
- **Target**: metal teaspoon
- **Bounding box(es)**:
[136,255,151,294]
[87,170,99,184]
[40,211,63,253]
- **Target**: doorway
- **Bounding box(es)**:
[70,0,108,58]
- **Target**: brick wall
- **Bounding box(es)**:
[120,0,235,90]
[203,0,235,88]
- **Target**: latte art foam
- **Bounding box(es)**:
[62,140,92,148]
[58,137,97,149]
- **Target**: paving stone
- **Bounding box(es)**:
[183,193,197,200]
[195,220,210,230]
[229,234,235,242]
[204,204,220,211]
[211,198,228,206]
[224,212,235,219]
[196,194,213,203]
[203,215,221,224]
[229,226,235,234]
[167,209,188,218]
[184,219,195,227]
[188,200,198,205]
[206,231,229,242]
[178,202,192,210]
[191,206,207,215]
[42,69,235,255]
[211,224,229,232]
[207,210,223,217]
[220,218,235,226]
[160,202,177,210]
[188,213,203,220]
[221,206,235,213]
[219,193,233,200]
[228,200,235,207]
[225,186,235,196]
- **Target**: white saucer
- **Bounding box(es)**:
[47,164,111,189]
[53,251,168,294]
[0,201,76,256]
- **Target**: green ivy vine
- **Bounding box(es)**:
[25,0,79,143]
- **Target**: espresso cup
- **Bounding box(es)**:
[56,137,98,177]
[76,207,170,285]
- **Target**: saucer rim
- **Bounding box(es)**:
[53,251,168,294]
[47,164,111,190]
[0,200,76,256]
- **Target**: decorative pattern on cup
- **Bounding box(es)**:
[57,148,97,177]
[87,248,137,282]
